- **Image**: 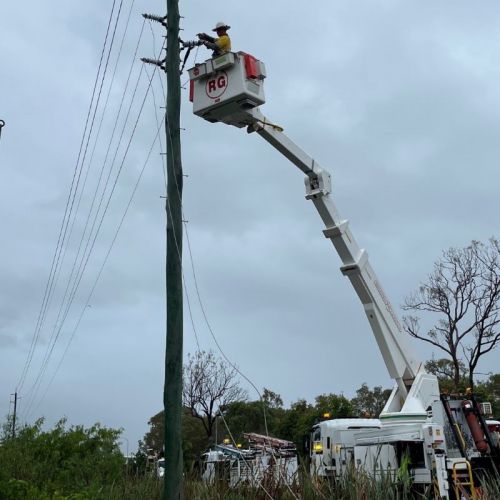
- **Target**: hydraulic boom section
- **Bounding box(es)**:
[248,110,420,397]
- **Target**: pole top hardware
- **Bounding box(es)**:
[141,57,166,71]
[142,13,167,28]
[181,39,202,50]
[0,119,4,139]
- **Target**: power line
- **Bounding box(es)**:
[144,61,201,352]
[28,0,127,397]
[23,61,159,420]
[16,0,119,394]
[159,53,294,490]
[145,29,273,441]
[31,116,165,417]
[27,13,145,404]
[20,1,127,409]
[51,0,133,335]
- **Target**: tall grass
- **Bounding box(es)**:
[2,465,499,499]
[181,466,500,500]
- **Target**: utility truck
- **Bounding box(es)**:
[188,51,500,498]
[201,433,298,488]
[308,418,398,479]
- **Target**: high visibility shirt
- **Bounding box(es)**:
[215,35,231,53]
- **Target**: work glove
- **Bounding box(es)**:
[197,32,215,43]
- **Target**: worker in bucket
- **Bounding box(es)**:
[197,22,231,57]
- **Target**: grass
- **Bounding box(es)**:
[2,466,499,499]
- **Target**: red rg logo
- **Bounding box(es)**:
[206,71,228,100]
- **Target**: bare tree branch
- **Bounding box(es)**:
[182,350,247,439]
[403,239,500,389]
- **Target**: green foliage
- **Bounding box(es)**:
[261,387,283,409]
[424,358,500,414]
[314,393,354,419]
[223,400,284,441]
[425,358,469,393]
[141,407,208,469]
[274,399,316,454]
[0,418,124,498]
[351,383,392,417]
[475,373,500,415]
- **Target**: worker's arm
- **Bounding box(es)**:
[204,41,218,51]
[197,32,215,43]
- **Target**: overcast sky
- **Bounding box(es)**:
[1,0,500,452]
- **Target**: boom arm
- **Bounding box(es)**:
[187,52,438,415]
[245,109,420,397]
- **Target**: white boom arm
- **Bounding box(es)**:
[188,52,440,418]
[246,110,420,398]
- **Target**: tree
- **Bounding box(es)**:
[351,383,392,417]
[141,408,208,469]
[475,373,500,416]
[222,388,285,442]
[182,350,247,439]
[143,411,164,453]
[262,387,284,409]
[424,358,468,393]
[314,393,354,419]
[403,239,500,389]
[275,399,317,454]
[0,418,124,497]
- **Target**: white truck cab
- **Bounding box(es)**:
[310,419,397,478]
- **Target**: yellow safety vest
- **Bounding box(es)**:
[215,35,231,53]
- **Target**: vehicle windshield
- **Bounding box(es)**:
[313,427,321,441]
[158,459,165,468]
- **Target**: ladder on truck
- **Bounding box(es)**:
[452,460,477,500]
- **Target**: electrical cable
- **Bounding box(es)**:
[159,51,271,419]
[218,409,274,499]
[53,0,134,323]
[144,59,201,353]
[16,0,118,395]
[161,43,298,497]
[41,0,127,389]
[151,38,281,496]
[23,52,158,420]
[41,12,145,383]
[161,134,273,439]
[31,116,165,417]
[21,1,129,411]
[161,98,291,496]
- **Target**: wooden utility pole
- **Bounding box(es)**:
[141,4,183,496]
[164,0,183,498]
[11,392,18,438]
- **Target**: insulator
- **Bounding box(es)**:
[142,13,167,26]
[182,40,202,49]
[141,57,163,67]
